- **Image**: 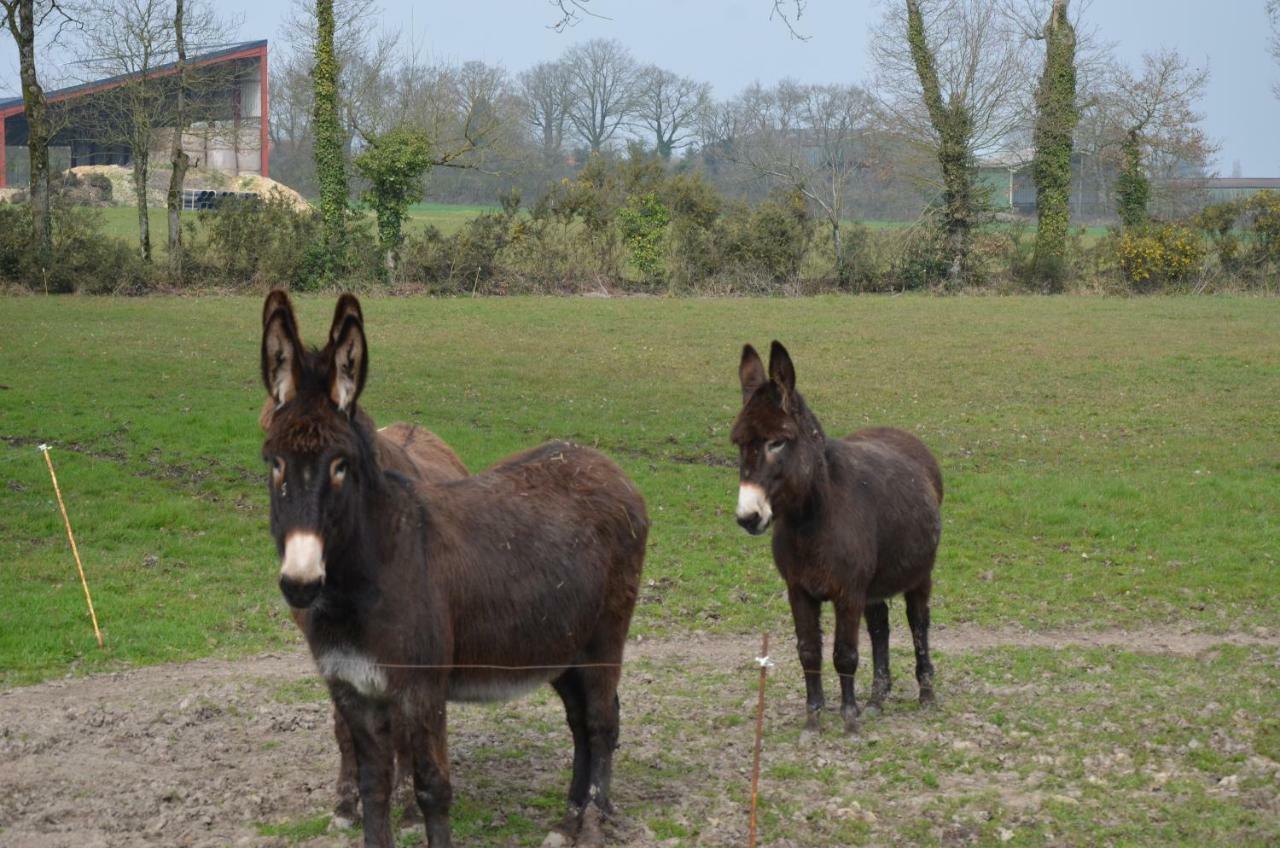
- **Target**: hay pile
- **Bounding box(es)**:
[65,164,310,211]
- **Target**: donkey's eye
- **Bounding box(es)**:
[271,456,286,479]
[766,439,787,455]
[330,458,348,485]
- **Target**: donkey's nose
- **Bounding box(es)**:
[737,512,769,535]
[279,575,321,608]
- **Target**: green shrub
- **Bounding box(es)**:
[717,191,814,284]
[617,192,670,283]
[190,195,321,288]
[1115,222,1205,291]
[0,202,151,293]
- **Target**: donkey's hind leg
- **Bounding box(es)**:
[576,663,623,848]
[550,670,591,839]
[865,600,892,714]
[905,580,936,707]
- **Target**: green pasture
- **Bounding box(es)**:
[1,295,1276,687]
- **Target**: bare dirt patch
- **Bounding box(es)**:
[1,627,1276,847]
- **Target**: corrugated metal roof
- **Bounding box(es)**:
[0,39,266,113]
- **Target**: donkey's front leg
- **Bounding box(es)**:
[333,687,395,848]
[787,585,825,733]
[833,595,866,734]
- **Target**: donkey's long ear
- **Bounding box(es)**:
[739,344,766,402]
[262,304,303,407]
[328,294,364,347]
[262,289,292,326]
[328,315,368,413]
[768,340,796,398]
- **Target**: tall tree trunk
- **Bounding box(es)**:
[906,0,975,286]
[166,0,190,282]
[312,0,347,278]
[4,0,53,283]
[831,217,844,282]
[1031,0,1077,290]
[133,138,151,262]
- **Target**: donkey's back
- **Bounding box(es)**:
[413,440,647,698]
[835,427,942,601]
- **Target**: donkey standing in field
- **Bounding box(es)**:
[259,292,469,830]
[260,293,648,848]
[731,341,943,734]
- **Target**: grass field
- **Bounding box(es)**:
[1,295,1277,845]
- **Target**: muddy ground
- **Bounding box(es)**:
[2,625,1277,847]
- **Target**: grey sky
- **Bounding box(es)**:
[4,0,1278,174]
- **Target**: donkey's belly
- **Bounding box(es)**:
[447,669,557,703]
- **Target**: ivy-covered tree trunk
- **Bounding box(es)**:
[1031,0,1077,289]
[166,0,190,282]
[312,0,347,278]
[3,0,53,281]
[906,0,976,285]
[132,117,152,262]
[1116,129,1150,228]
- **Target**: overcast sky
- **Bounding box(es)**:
[4,0,1278,174]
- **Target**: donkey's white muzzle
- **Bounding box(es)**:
[736,483,773,535]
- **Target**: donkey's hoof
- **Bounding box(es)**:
[329,813,357,832]
[919,689,937,709]
[399,800,423,827]
[862,701,884,718]
[540,831,571,848]
[803,710,822,734]
[576,805,607,848]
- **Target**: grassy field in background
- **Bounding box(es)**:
[1,296,1276,688]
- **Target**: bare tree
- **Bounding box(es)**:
[633,65,709,159]
[563,37,636,153]
[517,60,572,162]
[1268,0,1280,100]
[75,0,176,261]
[164,0,232,279]
[1,0,74,278]
[1102,49,1213,223]
[872,0,1031,282]
[73,0,236,262]
[727,80,878,278]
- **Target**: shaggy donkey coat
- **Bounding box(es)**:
[260,292,647,848]
[260,292,469,831]
[731,341,942,734]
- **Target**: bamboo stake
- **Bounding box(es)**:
[748,632,771,848]
[39,445,104,648]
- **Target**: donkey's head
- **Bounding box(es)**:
[260,290,376,609]
[730,341,826,535]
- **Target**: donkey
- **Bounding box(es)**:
[260,293,469,831]
[260,293,648,848]
[731,341,943,734]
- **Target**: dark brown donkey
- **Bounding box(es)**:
[260,293,648,848]
[731,341,942,734]
[259,293,469,830]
